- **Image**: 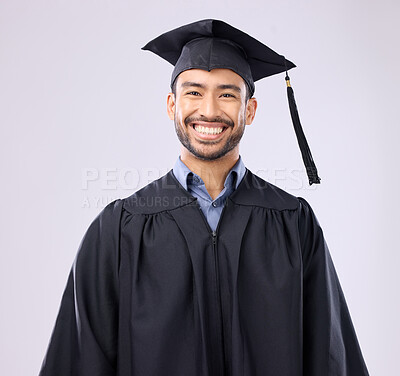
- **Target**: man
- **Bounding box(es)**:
[39,20,369,375]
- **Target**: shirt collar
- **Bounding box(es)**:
[172,155,246,191]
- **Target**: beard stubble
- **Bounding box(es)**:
[174,115,246,161]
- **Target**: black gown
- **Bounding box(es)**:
[39,168,369,376]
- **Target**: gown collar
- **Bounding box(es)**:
[123,166,299,215]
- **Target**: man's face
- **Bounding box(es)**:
[167,68,257,161]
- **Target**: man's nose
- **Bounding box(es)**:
[198,95,220,119]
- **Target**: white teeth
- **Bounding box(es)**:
[194,125,224,135]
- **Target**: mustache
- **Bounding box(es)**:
[184,116,234,128]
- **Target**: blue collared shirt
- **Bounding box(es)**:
[172,156,246,232]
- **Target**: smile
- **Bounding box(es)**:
[194,125,224,135]
[189,121,229,139]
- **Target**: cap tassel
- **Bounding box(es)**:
[285,73,321,185]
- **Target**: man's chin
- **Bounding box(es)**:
[175,123,240,161]
[186,145,232,161]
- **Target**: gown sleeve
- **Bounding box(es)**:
[297,197,369,375]
[39,200,123,376]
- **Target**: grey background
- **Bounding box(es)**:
[1,0,399,374]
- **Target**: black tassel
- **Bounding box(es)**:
[285,73,321,185]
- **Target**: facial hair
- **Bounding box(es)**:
[174,115,246,161]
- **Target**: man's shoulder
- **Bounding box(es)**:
[121,170,196,215]
[229,169,302,211]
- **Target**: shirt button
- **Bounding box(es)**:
[212,202,217,208]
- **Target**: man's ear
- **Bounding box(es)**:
[167,93,176,120]
[245,97,257,125]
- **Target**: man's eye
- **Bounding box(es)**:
[187,91,201,96]
[221,93,235,98]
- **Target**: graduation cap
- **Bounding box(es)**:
[142,19,321,185]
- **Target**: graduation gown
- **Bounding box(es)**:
[39,169,369,376]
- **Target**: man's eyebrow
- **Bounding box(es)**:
[217,84,241,93]
[180,82,206,89]
[180,82,242,93]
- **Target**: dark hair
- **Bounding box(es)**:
[171,77,253,102]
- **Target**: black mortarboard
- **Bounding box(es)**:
[142,19,321,185]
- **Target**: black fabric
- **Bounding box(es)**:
[142,19,295,96]
[39,169,369,376]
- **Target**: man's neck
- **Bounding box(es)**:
[180,148,240,200]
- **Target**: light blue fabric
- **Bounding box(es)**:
[172,155,246,231]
